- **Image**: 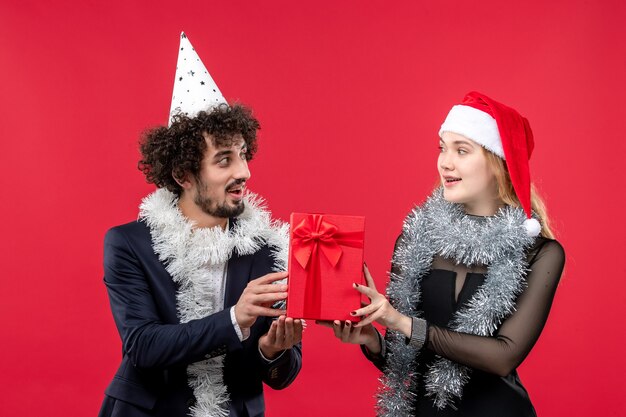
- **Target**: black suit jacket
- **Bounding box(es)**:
[99,220,301,417]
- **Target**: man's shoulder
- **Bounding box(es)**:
[105,220,151,245]
[103,220,160,268]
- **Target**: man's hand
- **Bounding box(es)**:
[259,315,304,360]
[234,271,288,329]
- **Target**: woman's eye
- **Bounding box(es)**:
[438,146,444,152]
[218,157,230,165]
[458,148,467,155]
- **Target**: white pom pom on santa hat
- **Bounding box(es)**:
[524,218,541,237]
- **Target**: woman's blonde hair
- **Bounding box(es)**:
[484,150,555,238]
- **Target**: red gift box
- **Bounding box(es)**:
[286,213,365,321]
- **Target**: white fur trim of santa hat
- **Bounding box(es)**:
[439,105,505,159]
[168,32,227,126]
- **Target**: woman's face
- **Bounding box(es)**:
[438,131,500,215]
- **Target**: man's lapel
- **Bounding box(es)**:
[224,217,253,308]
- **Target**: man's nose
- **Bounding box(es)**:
[234,159,251,181]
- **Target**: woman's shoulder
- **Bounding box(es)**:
[527,237,565,267]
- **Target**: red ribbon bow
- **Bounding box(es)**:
[291,214,364,318]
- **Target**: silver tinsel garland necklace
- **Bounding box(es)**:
[377,188,536,415]
[139,188,288,417]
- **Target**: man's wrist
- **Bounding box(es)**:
[259,341,283,360]
[258,344,286,363]
[230,306,250,341]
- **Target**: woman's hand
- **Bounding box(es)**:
[315,264,412,353]
[351,265,412,338]
[317,319,378,344]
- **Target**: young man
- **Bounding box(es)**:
[99,34,302,417]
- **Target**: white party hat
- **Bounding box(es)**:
[168,32,227,126]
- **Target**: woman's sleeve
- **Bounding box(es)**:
[360,328,387,371]
[360,234,406,370]
[426,239,565,376]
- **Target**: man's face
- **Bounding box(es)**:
[191,133,251,219]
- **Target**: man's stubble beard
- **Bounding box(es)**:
[193,180,245,219]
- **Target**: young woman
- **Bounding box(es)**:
[321,92,565,416]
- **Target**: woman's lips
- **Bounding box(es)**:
[443,177,461,187]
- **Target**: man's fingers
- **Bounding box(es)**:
[254,271,288,285]
[251,307,286,317]
[275,316,286,342]
[293,319,303,343]
[249,292,288,304]
[266,320,277,344]
[249,284,288,294]
[284,317,294,345]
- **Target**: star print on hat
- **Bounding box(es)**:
[168,32,227,126]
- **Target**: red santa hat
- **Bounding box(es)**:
[439,91,541,237]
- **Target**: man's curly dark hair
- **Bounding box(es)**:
[138,103,260,196]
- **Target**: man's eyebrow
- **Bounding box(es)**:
[213,149,234,159]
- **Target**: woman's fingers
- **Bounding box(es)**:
[341,320,354,341]
[354,310,382,328]
[363,264,378,291]
[319,317,370,343]
[332,320,343,339]
[353,282,377,298]
[351,301,381,318]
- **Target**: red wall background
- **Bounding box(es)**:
[1,1,625,416]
